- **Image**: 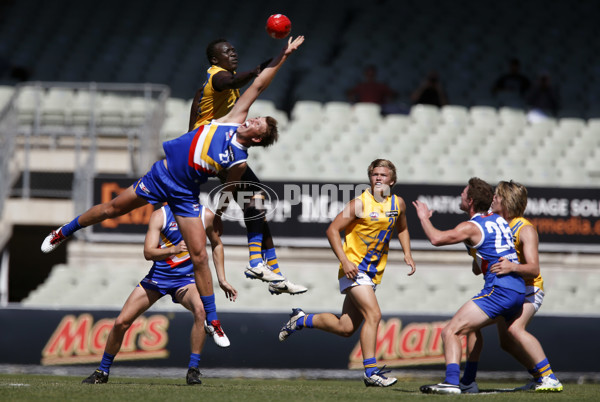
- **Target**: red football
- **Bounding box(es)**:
[266,14,291,39]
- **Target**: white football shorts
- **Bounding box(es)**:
[525,286,544,312]
[339,271,377,294]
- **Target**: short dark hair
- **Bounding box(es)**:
[258,116,278,147]
[206,38,228,64]
[467,177,494,213]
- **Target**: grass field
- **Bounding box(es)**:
[1,374,597,401]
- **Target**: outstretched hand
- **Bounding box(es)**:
[284,35,305,56]
[412,200,434,220]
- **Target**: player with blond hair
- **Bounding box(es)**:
[278,159,416,387]
[460,180,563,393]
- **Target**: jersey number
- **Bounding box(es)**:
[484,218,515,254]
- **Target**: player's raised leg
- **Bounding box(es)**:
[42,185,148,253]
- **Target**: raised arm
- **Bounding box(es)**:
[217,36,305,125]
[412,200,481,247]
[395,197,416,276]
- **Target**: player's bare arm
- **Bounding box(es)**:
[204,209,237,301]
[395,197,416,275]
[212,69,257,92]
[413,200,481,246]
[489,225,540,279]
[217,36,305,125]
[143,208,187,261]
[326,198,361,279]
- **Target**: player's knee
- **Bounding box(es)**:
[113,317,133,333]
[441,324,456,341]
[339,325,356,338]
[103,201,126,219]
[189,249,208,266]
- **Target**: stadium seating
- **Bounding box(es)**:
[21,245,600,316]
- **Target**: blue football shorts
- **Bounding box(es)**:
[471,286,525,321]
[134,160,201,217]
[139,274,195,303]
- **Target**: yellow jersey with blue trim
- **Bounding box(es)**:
[510,217,544,290]
[192,65,240,129]
[339,190,400,285]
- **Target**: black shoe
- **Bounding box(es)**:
[186,367,202,385]
[82,369,109,384]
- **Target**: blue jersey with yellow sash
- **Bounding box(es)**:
[147,205,205,280]
[192,65,240,130]
[510,216,544,290]
[339,190,400,285]
[162,122,248,189]
[467,212,525,293]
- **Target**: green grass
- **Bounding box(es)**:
[0,374,597,401]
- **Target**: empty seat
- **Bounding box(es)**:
[440,105,469,127]
[499,107,527,129]
[41,87,74,126]
[322,101,352,124]
[557,117,586,136]
[469,106,499,129]
[410,103,440,128]
[291,100,323,122]
[352,102,382,125]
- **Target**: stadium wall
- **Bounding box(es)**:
[87,177,600,253]
[2,308,598,373]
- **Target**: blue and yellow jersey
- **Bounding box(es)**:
[339,190,400,285]
[510,216,544,290]
[192,65,239,129]
[162,121,248,189]
[467,212,525,293]
[149,205,205,279]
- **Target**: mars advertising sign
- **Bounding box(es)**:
[41,314,169,365]
[347,318,467,368]
[91,177,600,251]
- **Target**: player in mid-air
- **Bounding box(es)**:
[414,177,526,395]
[82,204,237,385]
[459,181,562,393]
[189,38,306,296]
[278,159,416,387]
[41,35,305,343]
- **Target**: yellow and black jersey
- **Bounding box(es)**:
[192,65,239,129]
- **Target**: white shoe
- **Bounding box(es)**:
[363,367,397,387]
[41,225,68,253]
[278,308,305,341]
[535,376,563,392]
[420,382,461,394]
[268,279,308,295]
[204,320,230,348]
[244,261,283,282]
